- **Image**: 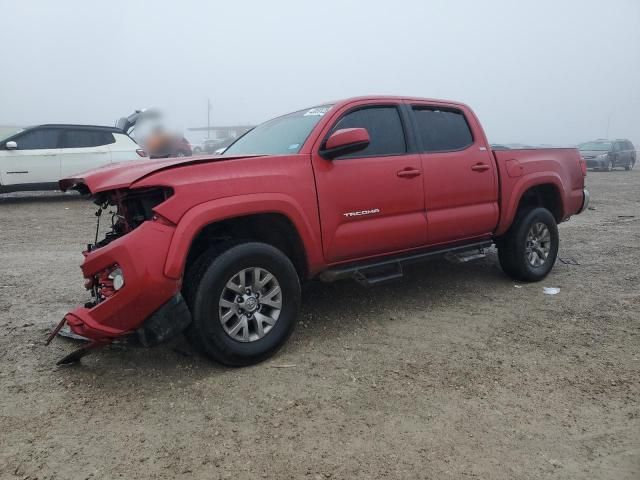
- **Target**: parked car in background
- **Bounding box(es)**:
[578,139,636,171]
[165,137,192,158]
[199,137,236,154]
[191,141,204,154]
[55,96,588,366]
[0,124,145,193]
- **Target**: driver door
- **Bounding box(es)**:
[311,103,427,263]
[0,128,62,186]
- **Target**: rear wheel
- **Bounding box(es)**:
[184,242,300,366]
[625,158,635,171]
[497,207,559,282]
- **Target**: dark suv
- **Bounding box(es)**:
[578,139,636,171]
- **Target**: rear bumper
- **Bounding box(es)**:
[578,188,590,214]
[63,221,181,341]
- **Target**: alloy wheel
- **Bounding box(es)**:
[218,267,282,342]
[525,222,551,267]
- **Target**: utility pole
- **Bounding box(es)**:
[207,98,212,139]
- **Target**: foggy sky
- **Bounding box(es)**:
[1,0,639,146]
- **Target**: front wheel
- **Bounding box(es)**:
[497,207,559,282]
[184,242,300,366]
[605,159,613,172]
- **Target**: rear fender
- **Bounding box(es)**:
[163,193,323,279]
[496,173,565,236]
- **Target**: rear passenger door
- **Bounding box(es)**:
[409,103,499,246]
[59,129,113,177]
[311,103,427,262]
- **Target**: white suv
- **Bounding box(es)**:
[0,124,146,193]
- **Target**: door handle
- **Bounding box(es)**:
[397,168,421,178]
[471,163,490,172]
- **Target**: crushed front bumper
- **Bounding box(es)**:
[58,220,182,342]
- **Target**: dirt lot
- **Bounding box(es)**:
[0,169,638,480]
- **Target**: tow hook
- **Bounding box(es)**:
[46,318,111,365]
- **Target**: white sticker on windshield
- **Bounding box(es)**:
[304,107,330,117]
[288,143,300,150]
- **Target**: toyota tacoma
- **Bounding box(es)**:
[50,96,589,366]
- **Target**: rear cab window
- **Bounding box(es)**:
[329,106,407,158]
[411,106,474,153]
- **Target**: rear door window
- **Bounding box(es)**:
[330,106,407,158]
[62,129,114,148]
[12,129,61,150]
[412,107,474,153]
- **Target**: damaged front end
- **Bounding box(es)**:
[48,184,191,364]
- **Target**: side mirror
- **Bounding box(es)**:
[5,141,17,150]
[320,128,370,159]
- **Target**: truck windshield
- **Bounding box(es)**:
[223,105,332,156]
[578,142,611,151]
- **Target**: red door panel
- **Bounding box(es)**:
[312,153,426,262]
[408,102,499,245]
[421,148,499,245]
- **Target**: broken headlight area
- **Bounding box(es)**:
[84,264,125,306]
[88,187,173,252]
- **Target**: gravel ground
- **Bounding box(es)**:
[0,170,638,479]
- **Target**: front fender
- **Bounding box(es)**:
[163,193,324,279]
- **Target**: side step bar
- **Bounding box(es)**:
[319,241,493,287]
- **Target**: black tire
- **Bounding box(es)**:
[497,207,559,282]
[183,242,300,366]
[625,159,635,171]
[496,237,519,278]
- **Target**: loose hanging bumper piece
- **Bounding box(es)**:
[46,317,111,365]
[56,340,109,366]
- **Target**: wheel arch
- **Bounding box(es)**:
[497,176,566,236]
[164,194,323,281]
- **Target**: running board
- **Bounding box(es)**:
[319,241,493,286]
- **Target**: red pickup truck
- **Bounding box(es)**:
[52,96,589,366]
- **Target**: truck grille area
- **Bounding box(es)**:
[89,187,173,252]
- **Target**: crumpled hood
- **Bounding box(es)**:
[59,154,262,194]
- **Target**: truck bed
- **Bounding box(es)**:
[492,147,586,235]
